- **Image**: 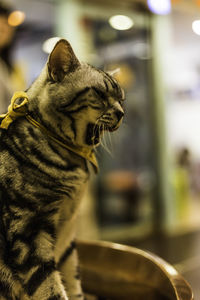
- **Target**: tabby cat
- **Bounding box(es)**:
[0,39,124,300]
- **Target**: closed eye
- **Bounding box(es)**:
[92,86,108,101]
[59,87,91,110]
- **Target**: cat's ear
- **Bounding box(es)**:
[48,39,80,82]
[107,68,120,77]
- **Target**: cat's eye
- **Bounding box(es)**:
[92,86,107,101]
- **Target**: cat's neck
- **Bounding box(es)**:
[25,114,99,172]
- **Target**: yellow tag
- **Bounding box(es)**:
[0,91,29,129]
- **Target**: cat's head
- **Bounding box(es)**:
[27,39,125,148]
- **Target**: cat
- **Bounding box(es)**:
[0,39,124,300]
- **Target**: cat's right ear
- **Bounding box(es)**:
[47,39,80,82]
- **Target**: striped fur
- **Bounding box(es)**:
[0,39,124,299]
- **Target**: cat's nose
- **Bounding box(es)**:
[115,110,124,121]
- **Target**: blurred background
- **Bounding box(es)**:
[1,0,200,296]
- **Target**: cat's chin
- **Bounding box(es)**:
[107,123,120,132]
[108,125,119,132]
[108,118,123,132]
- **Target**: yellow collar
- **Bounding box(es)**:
[0,91,98,173]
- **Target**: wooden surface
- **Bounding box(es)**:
[77,240,193,300]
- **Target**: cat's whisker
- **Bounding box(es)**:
[107,130,114,155]
[100,124,112,156]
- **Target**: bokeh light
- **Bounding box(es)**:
[147,0,171,15]
[109,15,134,31]
[42,37,61,54]
[192,20,200,35]
[8,11,25,27]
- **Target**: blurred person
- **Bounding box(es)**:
[177,147,191,170]
[0,2,25,113]
[172,147,192,221]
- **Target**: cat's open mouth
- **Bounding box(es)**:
[86,123,103,145]
[85,121,121,146]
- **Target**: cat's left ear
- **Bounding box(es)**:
[48,39,80,82]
